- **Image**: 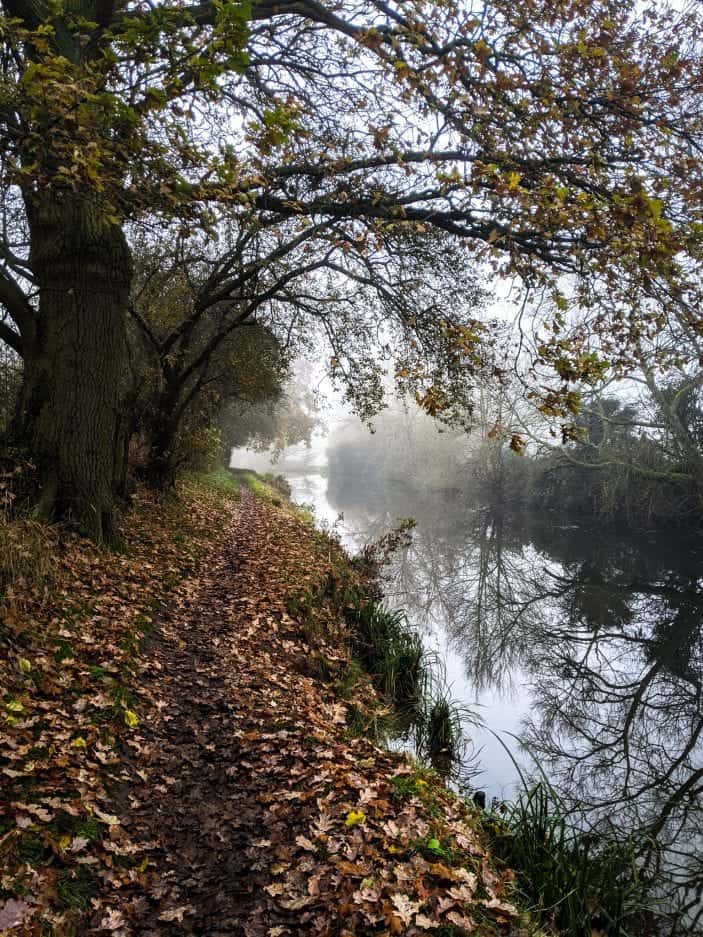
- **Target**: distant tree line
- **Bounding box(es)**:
[327,381,703,528]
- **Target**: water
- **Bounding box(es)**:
[285,469,703,929]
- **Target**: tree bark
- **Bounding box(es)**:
[144,387,181,489]
[16,193,132,541]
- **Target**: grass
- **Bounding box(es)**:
[0,514,56,609]
[188,466,241,501]
[344,592,473,778]
[230,467,314,521]
[414,686,474,776]
[56,869,97,910]
[487,740,663,937]
[230,468,279,500]
[346,595,430,710]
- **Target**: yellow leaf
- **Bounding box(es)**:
[344,810,366,827]
[123,709,139,727]
[506,171,522,191]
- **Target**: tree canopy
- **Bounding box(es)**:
[1,0,703,535]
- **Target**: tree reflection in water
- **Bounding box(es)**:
[324,475,703,930]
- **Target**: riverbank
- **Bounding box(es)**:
[1,470,531,935]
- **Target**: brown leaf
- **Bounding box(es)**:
[0,899,30,930]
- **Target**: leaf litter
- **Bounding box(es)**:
[2,480,530,936]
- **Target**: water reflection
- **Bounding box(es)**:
[288,472,703,928]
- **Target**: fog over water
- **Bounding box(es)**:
[232,422,703,926]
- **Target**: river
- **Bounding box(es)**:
[284,468,703,930]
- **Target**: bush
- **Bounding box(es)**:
[0,458,55,613]
[0,345,22,435]
[263,473,292,498]
[176,425,224,475]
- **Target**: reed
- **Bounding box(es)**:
[346,595,430,710]
[345,593,477,779]
[487,739,662,936]
[413,686,473,776]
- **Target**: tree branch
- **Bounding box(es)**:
[0,317,22,355]
[0,268,34,350]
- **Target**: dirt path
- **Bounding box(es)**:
[102,490,524,937]
[111,490,290,934]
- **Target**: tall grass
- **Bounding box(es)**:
[0,515,56,609]
[348,597,430,709]
[487,739,662,937]
[413,687,475,776]
[345,593,474,777]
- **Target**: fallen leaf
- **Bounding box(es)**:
[158,905,193,922]
[0,899,30,930]
[390,893,422,925]
[99,909,127,930]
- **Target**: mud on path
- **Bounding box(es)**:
[101,490,524,937]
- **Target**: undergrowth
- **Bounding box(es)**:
[0,516,56,608]
[486,744,666,937]
[343,590,475,781]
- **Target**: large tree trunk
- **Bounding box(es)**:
[17,193,133,541]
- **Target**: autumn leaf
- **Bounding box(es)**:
[390,892,422,925]
[158,905,194,922]
[344,809,366,827]
[123,708,139,727]
[0,899,30,929]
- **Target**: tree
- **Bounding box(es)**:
[219,381,318,457]
[127,239,290,486]
[1,0,703,537]
[127,221,488,481]
[521,284,703,523]
[0,338,21,434]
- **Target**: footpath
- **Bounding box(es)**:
[1,480,529,937]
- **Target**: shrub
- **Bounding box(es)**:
[263,473,292,498]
